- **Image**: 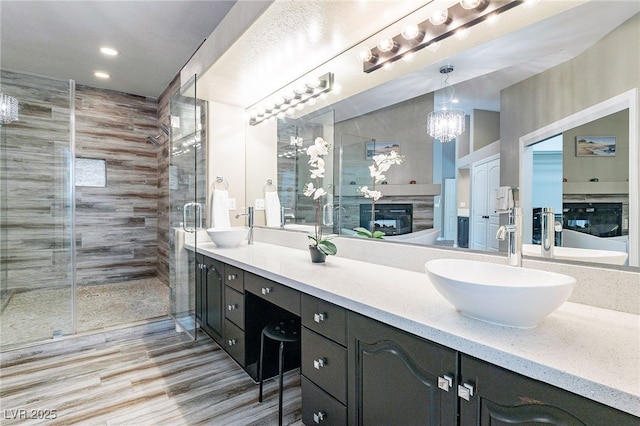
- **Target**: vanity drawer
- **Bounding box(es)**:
[302,327,347,404]
[302,294,347,346]
[224,319,245,365]
[302,376,347,426]
[245,273,300,316]
[224,265,244,292]
[225,286,245,329]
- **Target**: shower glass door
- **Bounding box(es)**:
[168,75,206,339]
[0,70,75,348]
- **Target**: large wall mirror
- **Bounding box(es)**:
[194,1,639,269]
[257,2,639,268]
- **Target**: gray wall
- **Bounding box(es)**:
[500,13,639,191]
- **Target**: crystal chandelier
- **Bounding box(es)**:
[0,92,19,126]
[427,66,465,143]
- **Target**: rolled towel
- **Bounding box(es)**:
[211,189,231,228]
[495,186,513,212]
[265,191,281,227]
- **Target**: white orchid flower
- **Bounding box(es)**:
[313,187,327,199]
[304,182,315,197]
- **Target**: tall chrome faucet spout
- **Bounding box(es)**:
[235,207,254,244]
[496,207,522,267]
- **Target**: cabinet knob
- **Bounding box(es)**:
[261,287,272,295]
[227,339,237,346]
[313,411,326,423]
[438,375,453,392]
[227,304,238,311]
[313,358,326,370]
[227,273,238,281]
[313,312,326,323]
[458,383,475,401]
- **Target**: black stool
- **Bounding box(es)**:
[258,319,300,426]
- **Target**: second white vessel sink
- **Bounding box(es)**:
[206,227,249,248]
[425,259,576,328]
[522,244,628,265]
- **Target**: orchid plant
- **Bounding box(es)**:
[304,137,337,256]
[355,150,405,238]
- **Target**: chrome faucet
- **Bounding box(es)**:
[280,207,295,228]
[235,207,254,245]
[541,207,563,258]
[496,207,523,267]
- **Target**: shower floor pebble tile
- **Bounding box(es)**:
[1,278,169,348]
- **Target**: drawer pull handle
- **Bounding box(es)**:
[313,358,326,370]
[261,287,272,295]
[313,313,326,323]
[313,411,326,423]
[438,375,453,392]
[458,383,474,401]
[227,304,238,311]
[227,274,238,281]
[227,339,237,347]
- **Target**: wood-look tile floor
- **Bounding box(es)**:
[0,319,303,425]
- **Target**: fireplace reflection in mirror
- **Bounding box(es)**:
[360,204,413,236]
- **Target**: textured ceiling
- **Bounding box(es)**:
[0,1,236,98]
[195,0,639,120]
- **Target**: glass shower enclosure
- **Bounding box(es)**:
[168,76,206,339]
[0,70,76,348]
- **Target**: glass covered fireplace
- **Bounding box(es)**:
[562,202,623,237]
[360,203,413,236]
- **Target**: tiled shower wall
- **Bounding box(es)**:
[74,84,159,285]
[2,70,160,290]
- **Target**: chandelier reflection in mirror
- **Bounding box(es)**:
[427,66,465,143]
[0,92,19,126]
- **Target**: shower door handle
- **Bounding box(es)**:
[183,202,203,232]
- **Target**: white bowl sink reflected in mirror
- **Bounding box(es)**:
[522,244,628,265]
[425,259,576,328]
[206,227,249,248]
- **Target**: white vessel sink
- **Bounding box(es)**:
[425,259,576,328]
[206,227,248,248]
[522,244,628,265]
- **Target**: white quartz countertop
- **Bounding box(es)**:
[188,241,640,417]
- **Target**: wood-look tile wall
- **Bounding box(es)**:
[1,70,160,290]
[1,70,75,292]
[74,85,159,285]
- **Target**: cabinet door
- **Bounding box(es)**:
[459,354,639,425]
[201,256,224,344]
[347,313,457,425]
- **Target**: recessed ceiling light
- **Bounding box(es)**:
[100,47,119,56]
[94,71,110,79]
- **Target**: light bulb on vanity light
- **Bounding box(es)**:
[401,24,421,41]
[377,38,396,53]
[460,0,485,10]
[429,9,449,26]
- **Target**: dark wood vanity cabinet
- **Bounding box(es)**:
[195,254,224,344]
[458,354,640,426]
[347,312,458,425]
[301,294,348,425]
[192,254,638,425]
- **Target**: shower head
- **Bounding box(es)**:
[146,135,161,146]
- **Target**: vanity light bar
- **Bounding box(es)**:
[362,0,523,73]
[249,72,334,126]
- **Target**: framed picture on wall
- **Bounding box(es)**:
[365,141,400,159]
[575,136,616,157]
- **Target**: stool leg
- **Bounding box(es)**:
[278,341,284,426]
[258,331,265,403]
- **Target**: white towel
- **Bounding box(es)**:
[211,189,231,228]
[265,191,281,227]
[496,186,514,212]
